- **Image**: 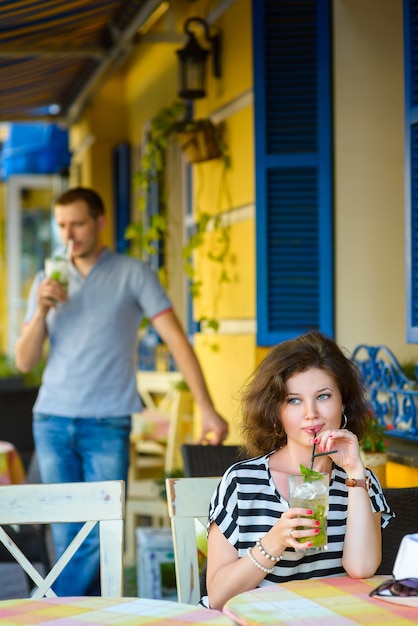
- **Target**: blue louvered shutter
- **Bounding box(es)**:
[404,0,418,342]
[253,0,334,346]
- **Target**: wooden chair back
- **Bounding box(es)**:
[131,371,194,478]
[125,373,193,565]
[0,480,125,598]
[166,476,220,604]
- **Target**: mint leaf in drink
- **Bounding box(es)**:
[300,464,323,482]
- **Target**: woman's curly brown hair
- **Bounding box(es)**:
[240,330,370,457]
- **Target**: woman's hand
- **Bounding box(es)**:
[313,428,364,475]
[207,509,321,610]
[263,508,321,554]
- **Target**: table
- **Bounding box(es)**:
[0,596,235,625]
[0,441,25,485]
[223,576,418,625]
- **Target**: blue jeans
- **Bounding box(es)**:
[33,414,131,596]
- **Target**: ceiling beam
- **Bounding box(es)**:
[0,45,106,59]
[65,0,169,125]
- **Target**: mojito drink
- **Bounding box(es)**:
[45,256,70,291]
[288,472,329,553]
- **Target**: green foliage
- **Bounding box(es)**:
[0,354,19,378]
[156,467,185,500]
[0,354,45,387]
[172,379,190,391]
[401,360,418,382]
[361,414,388,453]
[125,100,233,336]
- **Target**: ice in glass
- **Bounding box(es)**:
[45,256,70,292]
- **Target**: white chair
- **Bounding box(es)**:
[166,476,220,604]
[130,371,194,478]
[0,480,125,598]
[125,372,194,566]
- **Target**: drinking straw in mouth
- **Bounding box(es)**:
[310,441,316,470]
[66,239,73,260]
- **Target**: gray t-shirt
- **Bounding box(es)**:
[25,248,172,417]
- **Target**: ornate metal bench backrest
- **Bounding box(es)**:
[351,344,418,442]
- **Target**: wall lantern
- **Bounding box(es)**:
[176,17,221,100]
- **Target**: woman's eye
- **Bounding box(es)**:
[288,397,300,405]
[318,393,330,400]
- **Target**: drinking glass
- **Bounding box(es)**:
[288,472,329,553]
[45,256,70,292]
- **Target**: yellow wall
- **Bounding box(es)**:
[194,333,255,444]
[333,0,417,485]
[386,462,418,488]
[333,0,416,360]
[70,72,128,248]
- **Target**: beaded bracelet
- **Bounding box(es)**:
[256,538,282,562]
[246,547,275,574]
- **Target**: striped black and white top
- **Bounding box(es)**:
[207,453,393,584]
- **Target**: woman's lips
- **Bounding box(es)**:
[305,426,322,435]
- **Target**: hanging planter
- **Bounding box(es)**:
[174,119,222,164]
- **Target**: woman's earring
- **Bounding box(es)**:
[341,412,348,429]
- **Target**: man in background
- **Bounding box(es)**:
[15,186,228,596]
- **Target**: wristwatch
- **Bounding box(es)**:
[345,477,371,491]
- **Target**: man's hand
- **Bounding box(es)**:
[37,277,68,314]
[199,407,229,445]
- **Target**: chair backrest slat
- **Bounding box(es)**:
[166,476,220,605]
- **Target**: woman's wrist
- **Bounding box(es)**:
[343,461,366,478]
[246,547,275,574]
[256,537,282,562]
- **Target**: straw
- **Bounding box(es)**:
[310,440,338,469]
[314,450,338,459]
[310,441,316,470]
[66,239,73,260]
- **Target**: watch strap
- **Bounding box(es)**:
[345,477,371,490]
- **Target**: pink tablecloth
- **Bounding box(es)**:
[0,596,234,625]
[223,576,418,625]
[0,441,25,485]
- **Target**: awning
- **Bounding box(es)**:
[0,0,169,126]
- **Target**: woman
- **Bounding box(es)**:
[204,330,393,610]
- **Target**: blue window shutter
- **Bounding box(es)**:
[405,0,418,342]
[253,0,334,346]
[112,142,131,253]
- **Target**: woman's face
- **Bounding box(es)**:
[279,367,344,447]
